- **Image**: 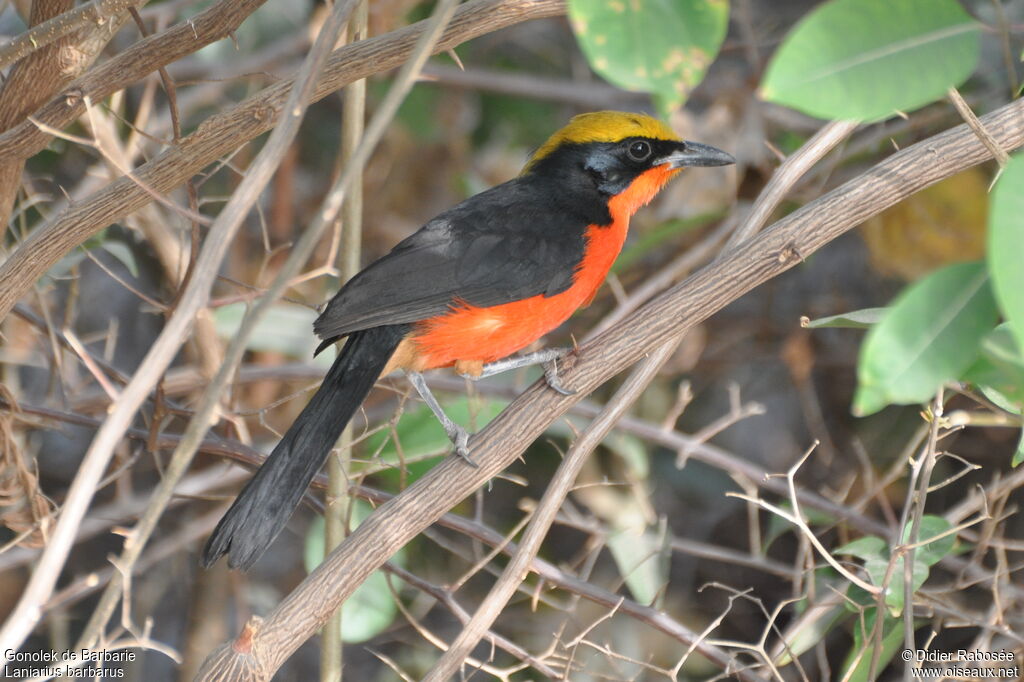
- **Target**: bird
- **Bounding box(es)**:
[201,111,734,570]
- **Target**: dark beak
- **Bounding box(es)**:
[659,141,735,168]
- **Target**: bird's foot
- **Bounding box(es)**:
[478,347,577,395]
[444,423,477,467]
[406,370,478,468]
[542,353,577,396]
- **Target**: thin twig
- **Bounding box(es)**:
[898,391,944,682]
[947,86,1010,170]
[422,63,646,109]
[383,563,561,678]
[586,211,737,340]
[424,339,680,680]
[322,1,368,678]
[723,119,859,253]
[728,481,879,593]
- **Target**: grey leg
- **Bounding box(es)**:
[406,371,476,466]
[475,348,577,396]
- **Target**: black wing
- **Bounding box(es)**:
[313,174,597,344]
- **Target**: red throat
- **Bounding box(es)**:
[608,164,680,221]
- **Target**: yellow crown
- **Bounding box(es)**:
[526,111,681,169]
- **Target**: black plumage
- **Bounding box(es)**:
[201,324,409,570]
[313,172,600,350]
[313,136,692,349]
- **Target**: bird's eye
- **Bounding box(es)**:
[627,140,652,162]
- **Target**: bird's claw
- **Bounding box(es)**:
[543,355,577,396]
[446,424,477,467]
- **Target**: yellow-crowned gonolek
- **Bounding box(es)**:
[202,111,734,570]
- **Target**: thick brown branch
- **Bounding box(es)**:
[0,0,566,323]
[0,0,142,70]
[199,97,1024,678]
[0,0,83,234]
[0,0,268,164]
[0,0,74,130]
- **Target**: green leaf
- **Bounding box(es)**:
[360,397,507,472]
[606,526,666,605]
[761,0,981,121]
[980,386,1020,415]
[842,607,905,682]
[903,515,955,567]
[49,249,87,278]
[850,516,952,614]
[973,374,1024,467]
[802,307,888,330]
[604,432,649,479]
[853,262,999,416]
[864,552,928,614]
[836,535,886,560]
[963,324,1024,410]
[844,582,876,610]
[774,572,849,665]
[305,502,405,643]
[988,154,1024,355]
[99,241,139,278]
[568,0,728,109]
[212,302,318,357]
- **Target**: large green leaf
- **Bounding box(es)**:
[988,154,1024,354]
[761,0,980,121]
[836,533,922,613]
[568,0,728,109]
[854,262,998,416]
[965,326,1024,467]
[963,324,1024,410]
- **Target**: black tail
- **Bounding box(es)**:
[201,324,407,570]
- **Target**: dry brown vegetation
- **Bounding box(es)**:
[1,0,1022,680]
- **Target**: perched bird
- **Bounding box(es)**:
[202,111,734,570]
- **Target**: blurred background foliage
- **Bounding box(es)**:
[2,0,1023,679]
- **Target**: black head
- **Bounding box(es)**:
[523,111,734,196]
